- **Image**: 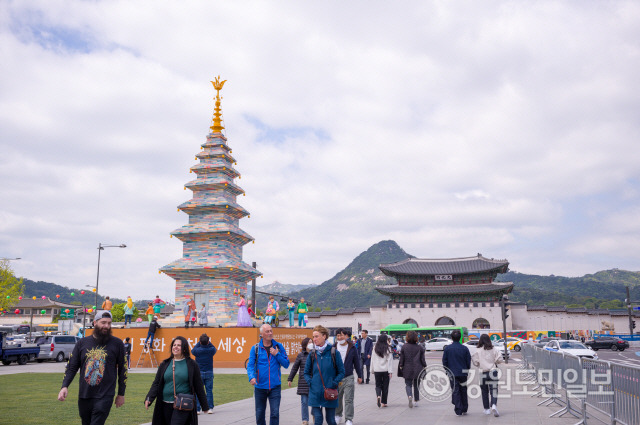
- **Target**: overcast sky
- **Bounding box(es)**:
[1,1,639,301]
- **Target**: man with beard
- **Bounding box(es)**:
[58,310,127,425]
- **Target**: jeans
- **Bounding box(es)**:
[77,396,113,425]
[311,406,337,425]
[300,394,309,422]
[450,376,469,415]
[405,378,419,401]
[361,355,370,382]
[298,314,306,327]
[480,372,499,409]
[197,371,214,412]
[336,375,355,420]
[144,332,155,349]
[374,372,390,404]
[124,314,132,325]
[254,385,281,425]
[288,311,295,327]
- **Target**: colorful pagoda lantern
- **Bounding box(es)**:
[161,77,261,325]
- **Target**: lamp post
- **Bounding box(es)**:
[94,243,126,309]
[0,257,21,261]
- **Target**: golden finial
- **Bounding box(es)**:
[210,76,227,133]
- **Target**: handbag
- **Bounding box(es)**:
[172,360,195,411]
[314,351,339,401]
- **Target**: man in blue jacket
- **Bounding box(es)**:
[191,333,217,415]
[247,324,290,425]
[442,330,471,416]
[356,330,373,384]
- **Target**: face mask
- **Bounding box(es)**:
[306,343,314,352]
[338,338,348,345]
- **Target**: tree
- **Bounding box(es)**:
[0,259,24,312]
[110,303,140,323]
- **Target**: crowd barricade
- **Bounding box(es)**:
[524,343,640,425]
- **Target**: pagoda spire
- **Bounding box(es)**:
[210,76,227,133]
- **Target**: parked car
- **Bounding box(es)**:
[584,337,629,352]
[463,340,510,360]
[533,337,560,348]
[424,337,453,351]
[35,335,79,362]
[543,340,598,359]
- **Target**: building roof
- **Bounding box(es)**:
[374,282,514,296]
[11,298,80,309]
[379,255,509,277]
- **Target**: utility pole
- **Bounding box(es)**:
[251,262,257,317]
[626,286,635,336]
[500,295,510,364]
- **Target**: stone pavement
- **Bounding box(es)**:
[143,361,581,425]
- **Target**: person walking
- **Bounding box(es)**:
[398,330,426,408]
[183,298,197,328]
[247,324,290,425]
[371,334,393,408]
[57,311,126,425]
[356,330,373,384]
[124,297,134,326]
[197,304,208,327]
[334,328,362,425]
[191,333,217,415]
[442,330,471,416]
[144,336,210,424]
[124,337,132,369]
[472,334,503,417]
[287,299,296,327]
[296,298,308,327]
[101,296,113,311]
[304,325,345,425]
[145,316,161,350]
[288,337,313,425]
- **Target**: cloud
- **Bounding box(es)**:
[1,1,639,300]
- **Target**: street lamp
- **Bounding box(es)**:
[95,243,126,309]
[0,257,21,261]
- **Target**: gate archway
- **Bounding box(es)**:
[435,316,455,326]
[472,318,490,329]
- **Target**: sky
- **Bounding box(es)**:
[1,1,639,301]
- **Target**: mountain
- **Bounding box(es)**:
[17,279,126,307]
[258,281,316,294]
[290,240,413,309]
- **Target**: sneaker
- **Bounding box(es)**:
[408,396,413,408]
[197,411,202,415]
[484,409,491,415]
[302,422,309,425]
[491,404,500,417]
[335,416,342,424]
[345,421,353,425]
[207,409,213,414]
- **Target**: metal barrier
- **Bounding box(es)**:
[524,343,640,425]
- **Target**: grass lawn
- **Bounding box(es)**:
[0,373,296,424]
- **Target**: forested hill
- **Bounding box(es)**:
[499,269,640,308]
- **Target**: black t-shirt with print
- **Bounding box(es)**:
[61,335,127,399]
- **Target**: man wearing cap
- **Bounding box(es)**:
[191,333,217,414]
[144,315,161,350]
[58,310,127,425]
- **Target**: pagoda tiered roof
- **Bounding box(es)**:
[375,282,514,296]
[177,198,249,218]
[161,256,260,281]
[380,255,509,277]
[171,222,254,245]
[184,177,245,195]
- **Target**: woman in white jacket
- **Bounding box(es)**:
[371,334,393,408]
[471,334,504,417]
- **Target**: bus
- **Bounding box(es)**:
[35,324,58,335]
[380,324,468,343]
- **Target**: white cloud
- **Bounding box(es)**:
[1,1,639,300]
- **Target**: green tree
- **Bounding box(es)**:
[0,259,24,312]
[110,303,140,322]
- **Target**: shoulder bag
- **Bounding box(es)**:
[172,360,195,411]
[314,351,338,401]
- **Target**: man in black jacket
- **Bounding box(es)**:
[144,316,161,350]
[58,311,127,425]
[356,330,373,384]
[442,330,471,416]
[335,328,362,425]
